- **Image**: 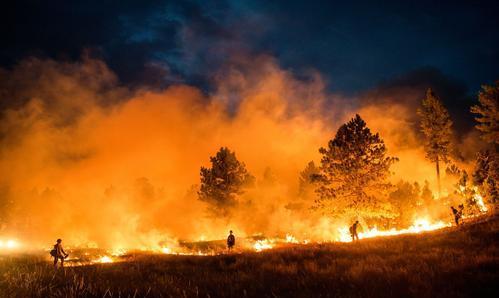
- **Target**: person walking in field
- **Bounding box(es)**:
[349,221,360,241]
[227,230,235,251]
[50,238,68,269]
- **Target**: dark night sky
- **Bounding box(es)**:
[1,0,499,95]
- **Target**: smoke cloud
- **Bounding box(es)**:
[0,55,480,250]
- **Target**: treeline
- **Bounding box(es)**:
[197,82,498,227]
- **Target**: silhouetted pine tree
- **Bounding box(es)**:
[315,114,398,220]
[198,147,254,217]
[298,161,320,197]
[455,171,482,215]
[471,81,499,145]
[420,180,433,206]
[471,82,499,204]
[417,88,453,198]
[473,150,498,204]
[389,181,420,228]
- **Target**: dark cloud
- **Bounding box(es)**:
[1,0,180,85]
[252,1,499,93]
[362,67,474,131]
[1,0,498,97]
[359,67,477,160]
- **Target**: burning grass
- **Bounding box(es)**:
[1,216,498,297]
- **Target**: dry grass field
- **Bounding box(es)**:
[1,217,498,298]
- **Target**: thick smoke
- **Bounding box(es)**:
[0,55,479,250]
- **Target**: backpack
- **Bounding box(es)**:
[50,249,57,257]
[349,226,354,234]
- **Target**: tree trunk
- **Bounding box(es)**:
[436,157,441,199]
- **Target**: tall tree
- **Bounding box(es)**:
[471,81,499,145]
[471,81,499,205]
[473,150,498,204]
[420,180,434,206]
[389,181,420,228]
[417,88,454,198]
[298,161,320,197]
[198,147,254,217]
[455,170,487,214]
[314,114,398,220]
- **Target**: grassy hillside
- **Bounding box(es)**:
[1,217,498,297]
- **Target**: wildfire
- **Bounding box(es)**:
[110,248,127,256]
[472,187,488,212]
[0,239,19,250]
[337,218,451,242]
[285,234,299,244]
[0,211,480,265]
[253,239,274,252]
[285,234,310,245]
[457,185,489,214]
[96,256,113,263]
